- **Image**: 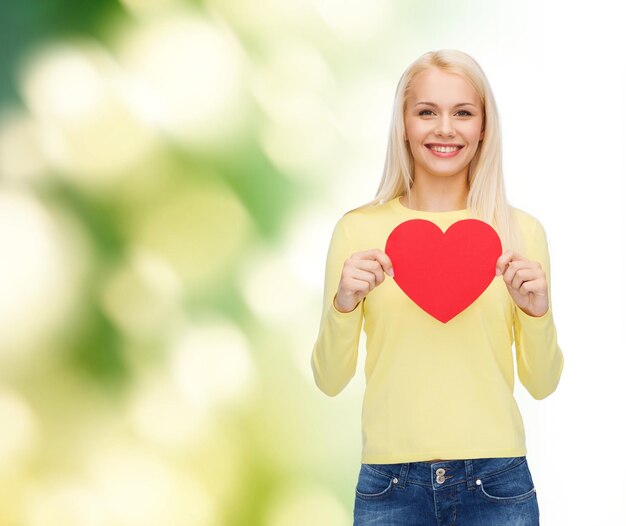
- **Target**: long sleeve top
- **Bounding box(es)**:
[310,196,564,464]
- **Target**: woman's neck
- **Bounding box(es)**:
[400,191,469,212]
[403,171,470,212]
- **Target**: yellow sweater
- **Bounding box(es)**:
[310,196,564,464]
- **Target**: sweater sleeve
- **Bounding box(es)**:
[513,219,565,400]
[310,217,364,397]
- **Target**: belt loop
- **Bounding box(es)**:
[398,463,409,488]
[465,460,475,490]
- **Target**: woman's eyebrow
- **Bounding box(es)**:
[414,101,477,108]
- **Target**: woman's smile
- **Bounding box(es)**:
[425,143,465,158]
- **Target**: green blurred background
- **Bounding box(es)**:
[0,1,411,524]
[1,0,621,524]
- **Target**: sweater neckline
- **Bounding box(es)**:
[389,196,471,218]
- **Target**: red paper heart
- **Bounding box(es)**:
[385,219,502,323]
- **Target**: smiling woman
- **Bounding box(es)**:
[310,48,564,526]
[404,68,484,177]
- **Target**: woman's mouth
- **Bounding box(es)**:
[425,144,464,158]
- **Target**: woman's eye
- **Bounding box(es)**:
[417,109,472,116]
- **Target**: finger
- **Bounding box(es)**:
[356,249,395,276]
[495,250,530,276]
[350,259,385,286]
[519,279,547,296]
[351,267,379,292]
[510,269,547,295]
[508,267,539,291]
[502,261,535,287]
[352,258,384,272]
[495,250,514,276]
[361,261,385,287]
[345,274,372,297]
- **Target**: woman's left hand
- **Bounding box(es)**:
[495,250,549,317]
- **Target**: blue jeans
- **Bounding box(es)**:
[354,456,540,525]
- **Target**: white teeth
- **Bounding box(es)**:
[428,145,461,153]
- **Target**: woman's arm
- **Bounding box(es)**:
[310,218,365,397]
[513,219,565,399]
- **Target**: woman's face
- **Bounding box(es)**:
[404,67,484,181]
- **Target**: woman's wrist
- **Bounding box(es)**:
[333,292,359,313]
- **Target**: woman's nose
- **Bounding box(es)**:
[435,116,455,137]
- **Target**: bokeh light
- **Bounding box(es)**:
[0,389,39,471]
[0,110,48,182]
[99,246,183,341]
[0,188,88,364]
[19,41,157,184]
[169,318,254,410]
[117,11,247,149]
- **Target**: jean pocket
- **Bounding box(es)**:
[355,464,399,500]
[476,457,537,503]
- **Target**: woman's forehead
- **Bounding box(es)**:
[408,68,481,106]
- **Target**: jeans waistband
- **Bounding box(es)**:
[364,456,527,490]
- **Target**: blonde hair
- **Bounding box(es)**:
[346,49,522,252]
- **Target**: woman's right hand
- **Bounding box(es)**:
[333,249,395,313]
